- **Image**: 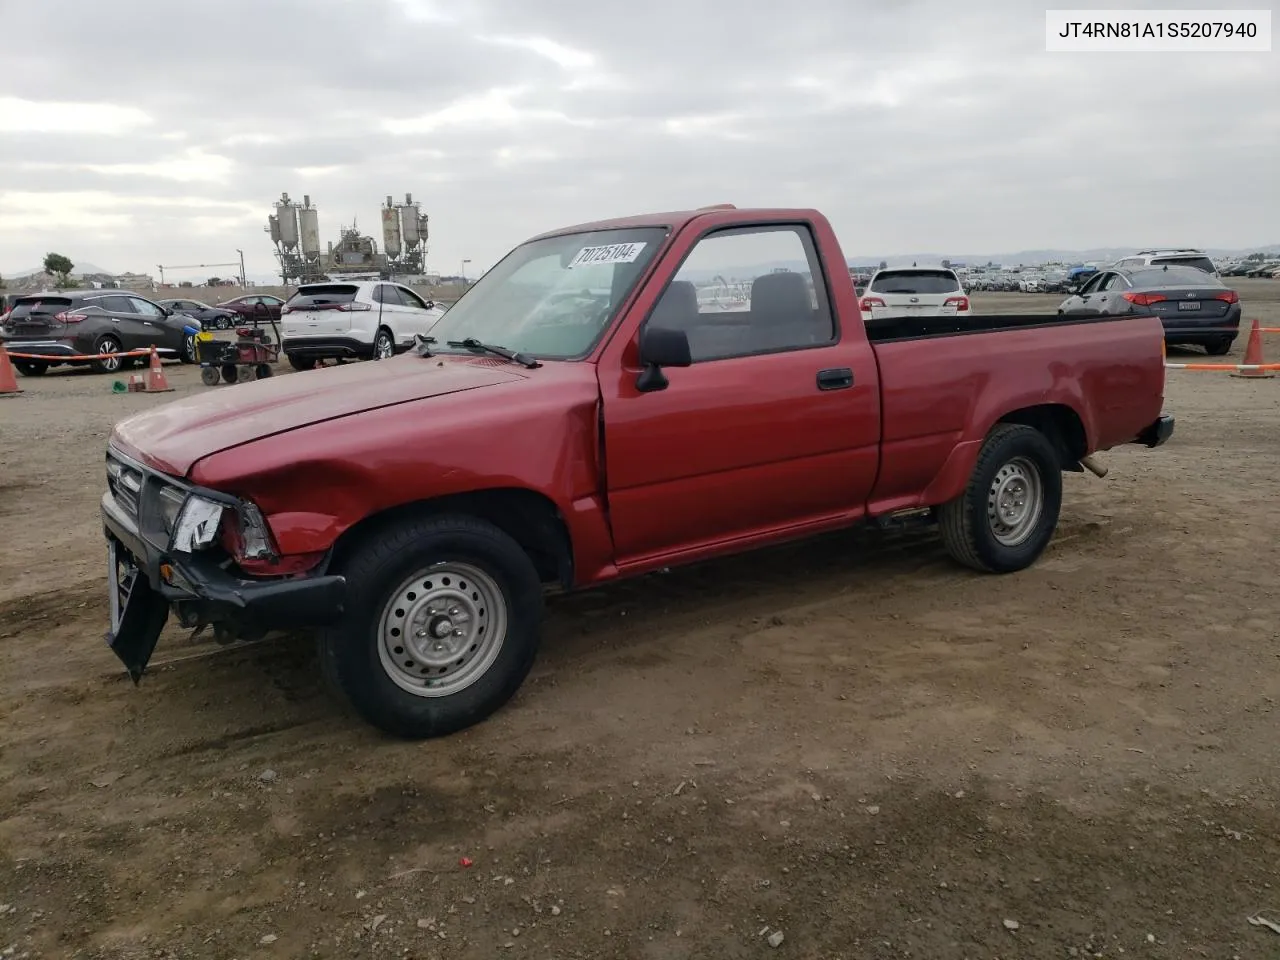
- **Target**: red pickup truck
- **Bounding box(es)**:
[102,204,1174,738]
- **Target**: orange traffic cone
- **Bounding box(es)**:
[142,346,174,392]
[0,347,21,396]
[1231,318,1275,379]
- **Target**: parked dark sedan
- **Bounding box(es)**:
[0,290,200,375]
[1057,265,1241,355]
[158,297,237,330]
[215,293,285,322]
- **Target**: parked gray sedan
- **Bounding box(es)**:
[1057,265,1241,355]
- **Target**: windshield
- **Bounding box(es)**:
[424,227,669,359]
[1130,266,1224,288]
[869,270,960,294]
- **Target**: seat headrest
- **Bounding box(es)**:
[750,271,811,319]
[649,280,699,329]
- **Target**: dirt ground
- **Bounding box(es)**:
[3,284,1280,960]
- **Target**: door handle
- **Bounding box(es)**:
[816,367,854,391]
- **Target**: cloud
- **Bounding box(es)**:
[0,97,153,135]
[0,0,1276,280]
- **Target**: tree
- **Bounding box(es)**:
[43,253,74,286]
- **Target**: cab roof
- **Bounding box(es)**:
[527,204,823,241]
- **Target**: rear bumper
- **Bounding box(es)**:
[0,338,82,359]
[1160,305,1240,341]
[281,336,372,359]
[1135,414,1175,448]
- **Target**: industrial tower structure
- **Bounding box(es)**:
[266,192,431,285]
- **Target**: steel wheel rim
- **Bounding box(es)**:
[374,335,393,360]
[100,340,121,372]
[377,562,507,698]
[986,456,1043,547]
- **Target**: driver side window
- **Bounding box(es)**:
[647,225,834,363]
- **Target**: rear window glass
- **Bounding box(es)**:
[1130,266,1222,287]
[869,270,960,294]
[287,285,359,307]
[1150,256,1216,274]
[10,297,73,319]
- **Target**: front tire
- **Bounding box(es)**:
[938,424,1062,573]
[15,361,48,377]
[181,334,196,364]
[319,514,544,739]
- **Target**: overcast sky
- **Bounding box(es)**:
[0,0,1276,279]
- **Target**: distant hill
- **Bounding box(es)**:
[3,261,114,279]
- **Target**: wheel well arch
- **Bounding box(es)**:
[997,403,1088,470]
[329,488,574,588]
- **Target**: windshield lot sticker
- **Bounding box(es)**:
[567,242,647,268]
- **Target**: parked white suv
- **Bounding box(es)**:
[1110,249,1219,276]
[281,280,444,370]
[859,267,970,319]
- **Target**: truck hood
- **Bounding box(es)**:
[112,355,527,476]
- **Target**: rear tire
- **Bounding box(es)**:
[938,424,1062,574]
[15,361,48,377]
[255,363,273,379]
[287,354,316,371]
[372,327,395,361]
[221,364,238,383]
[1205,337,1233,356]
[319,514,544,739]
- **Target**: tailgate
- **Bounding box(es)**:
[5,296,74,336]
[282,284,362,336]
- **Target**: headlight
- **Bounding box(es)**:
[169,493,225,553]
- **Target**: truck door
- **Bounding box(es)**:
[599,221,882,567]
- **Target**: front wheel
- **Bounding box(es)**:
[200,366,221,386]
[181,334,196,364]
[319,514,544,738]
[938,424,1063,573]
[15,361,48,377]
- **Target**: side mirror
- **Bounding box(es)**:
[636,325,691,393]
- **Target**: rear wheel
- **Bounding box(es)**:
[91,336,124,375]
[319,514,544,739]
[221,364,238,384]
[938,424,1062,573]
[236,365,254,383]
[255,363,273,379]
[15,361,48,377]
[287,354,316,371]
[1205,337,1233,356]
[372,327,395,361]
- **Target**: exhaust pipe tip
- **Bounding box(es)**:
[1079,454,1108,478]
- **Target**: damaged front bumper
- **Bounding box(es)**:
[101,463,345,683]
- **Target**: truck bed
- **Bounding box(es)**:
[863,311,1128,343]
[863,310,1167,515]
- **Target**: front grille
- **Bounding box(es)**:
[106,452,143,521]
